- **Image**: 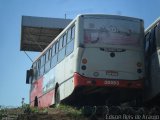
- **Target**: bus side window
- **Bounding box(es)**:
[32,62,37,81]
[67,29,71,43]
[63,34,67,47]
[40,55,45,76]
[37,59,41,78]
[45,49,51,73]
[58,35,66,62]
[45,51,49,62]
[71,26,75,39]
[48,48,52,60]
[51,42,58,68]
[59,37,63,50]
[52,44,55,56]
[51,54,58,68]
[41,55,45,67]
[55,41,59,54]
[66,26,75,56]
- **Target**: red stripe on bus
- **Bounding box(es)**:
[74,72,143,89]
[30,77,55,107]
[38,89,55,108]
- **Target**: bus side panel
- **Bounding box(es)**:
[30,67,56,107]
[41,67,56,106]
[147,52,160,100]
[38,89,55,107]
[55,59,65,101]
[53,52,76,102]
[30,77,43,106]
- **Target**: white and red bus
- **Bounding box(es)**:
[26,14,144,107]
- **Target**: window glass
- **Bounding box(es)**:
[55,42,59,53]
[48,48,52,60]
[45,61,50,73]
[40,66,44,76]
[51,54,58,68]
[58,48,65,62]
[67,29,71,43]
[37,59,41,77]
[59,37,63,50]
[32,62,37,80]
[33,62,37,69]
[84,19,140,46]
[63,34,67,47]
[71,26,75,39]
[41,55,45,67]
[38,59,41,70]
[66,40,74,56]
[45,48,52,62]
[52,44,55,56]
[45,51,49,62]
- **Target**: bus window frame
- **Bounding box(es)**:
[33,24,76,79]
[71,26,75,40]
[67,29,71,43]
[32,62,37,81]
[63,33,67,47]
[55,41,59,54]
[66,25,75,56]
[52,44,56,57]
[57,34,67,62]
[45,47,52,73]
[59,37,63,50]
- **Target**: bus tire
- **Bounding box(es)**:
[55,87,60,107]
[34,96,38,107]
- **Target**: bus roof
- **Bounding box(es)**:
[80,14,143,22]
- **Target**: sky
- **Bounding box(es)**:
[0,0,160,107]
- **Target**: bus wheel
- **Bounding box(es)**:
[55,87,60,107]
[34,96,38,107]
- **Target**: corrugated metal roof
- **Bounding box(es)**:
[20,16,72,52]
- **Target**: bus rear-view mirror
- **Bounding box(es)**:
[26,69,33,84]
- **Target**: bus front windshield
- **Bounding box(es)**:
[84,18,142,46]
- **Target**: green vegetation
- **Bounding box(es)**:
[0,104,88,120]
[56,104,83,117]
[0,104,86,120]
[22,104,82,115]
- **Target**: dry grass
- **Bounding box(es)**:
[0,104,88,120]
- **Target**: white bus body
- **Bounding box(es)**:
[26,14,144,107]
